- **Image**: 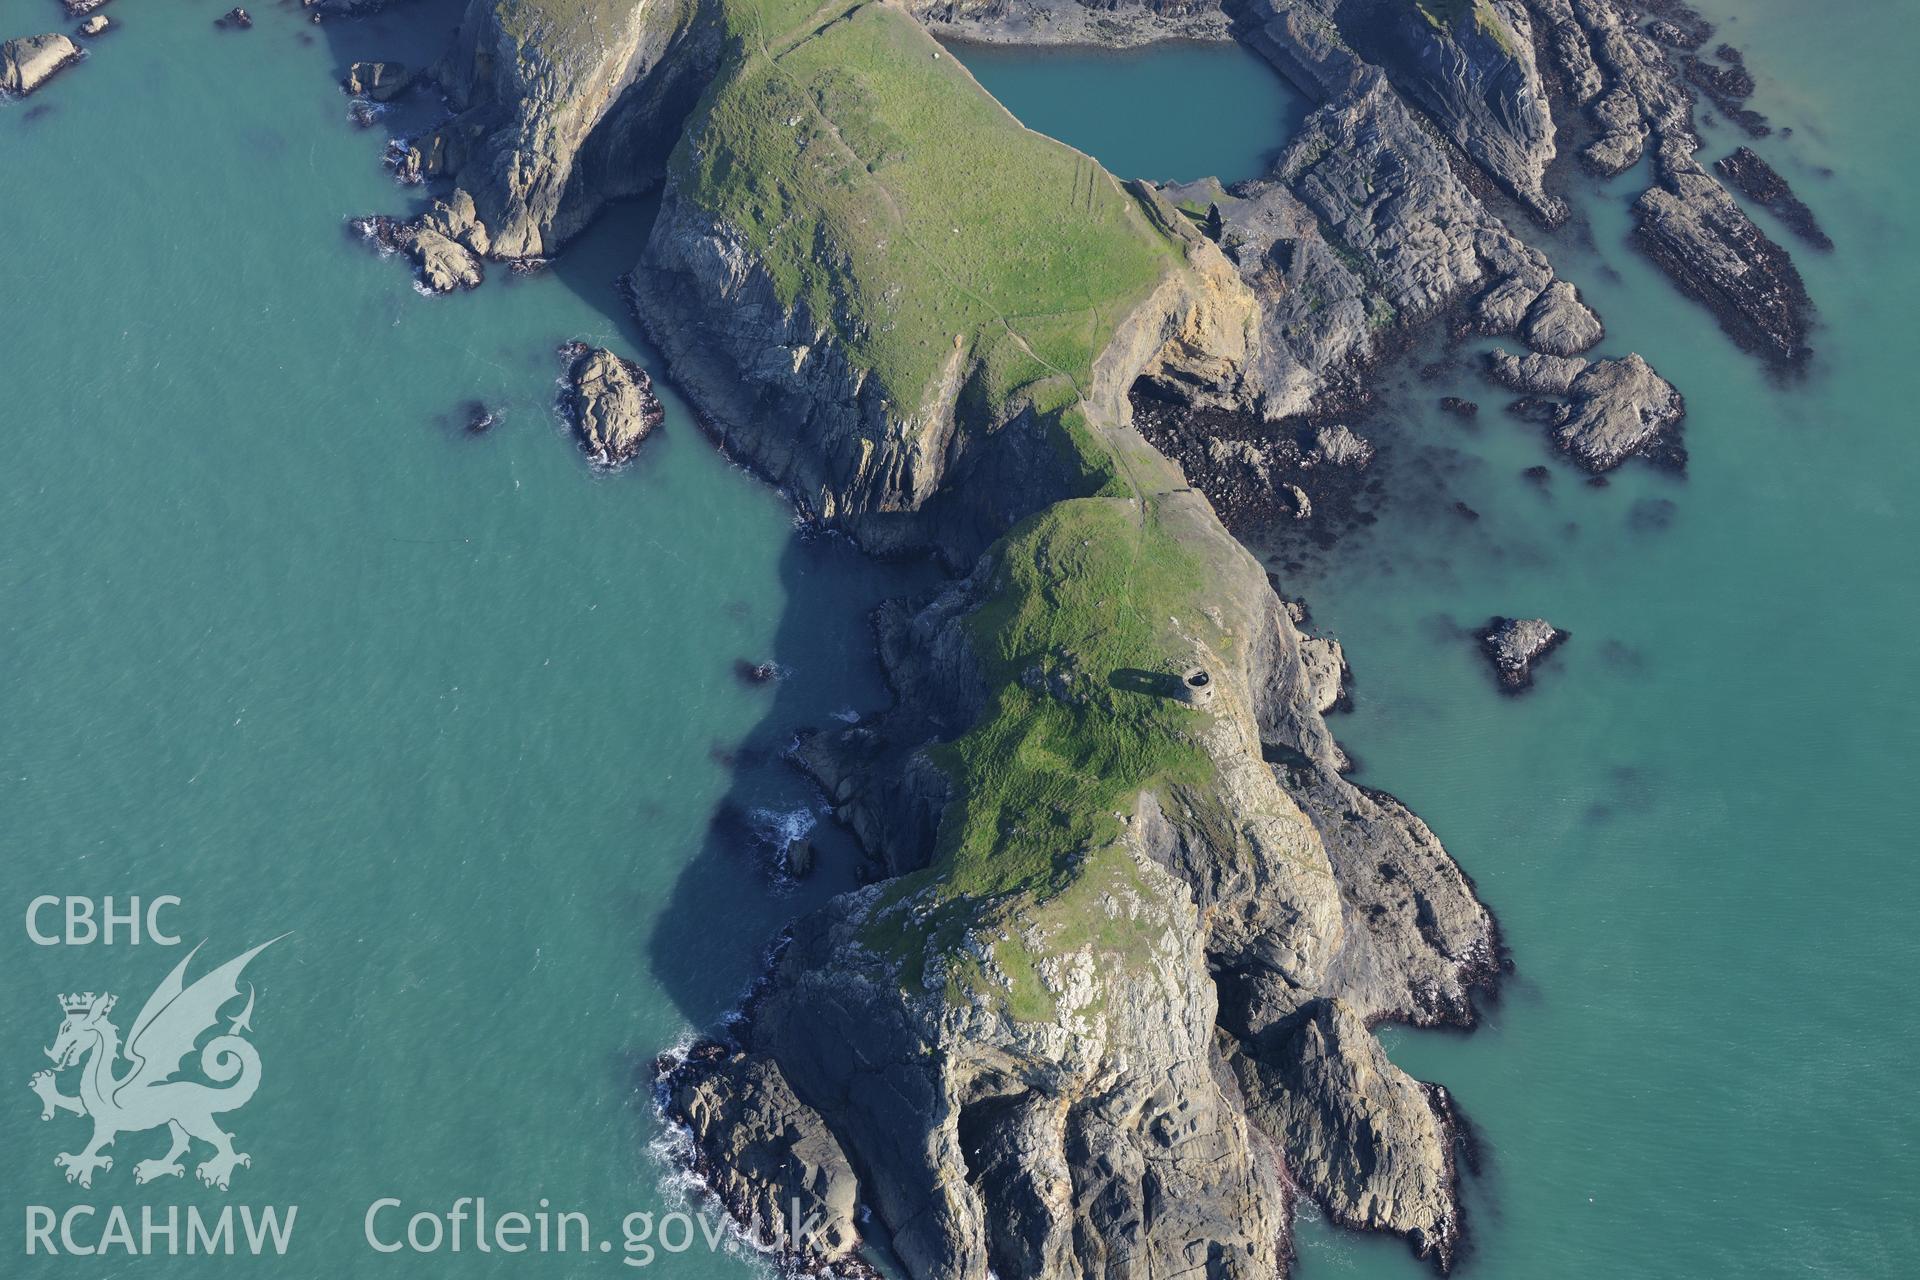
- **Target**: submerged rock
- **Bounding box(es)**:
[1716,147,1832,251]
[558,342,663,467]
[1478,616,1568,692]
[214,7,252,29]
[1,34,81,97]
[733,659,779,685]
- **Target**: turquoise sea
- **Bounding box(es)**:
[1,1,1912,1276]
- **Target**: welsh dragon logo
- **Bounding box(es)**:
[29,938,282,1191]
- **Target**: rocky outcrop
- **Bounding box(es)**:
[349,213,485,293]
[1230,1000,1463,1267]
[1,34,81,97]
[1716,146,1831,252]
[659,1044,865,1268]
[1528,0,1812,367]
[908,0,1231,47]
[1155,34,1627,424]
[1281,0,1563,224]
[1477,615,1567,691]
[1487,348,1684,471]
[76,16,109,36]
[419,0,721,261]
[558,342,663,467]
[343,61,413,102]
[1521,280,1603,357]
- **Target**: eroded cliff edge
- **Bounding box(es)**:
[336,0,1819,1273]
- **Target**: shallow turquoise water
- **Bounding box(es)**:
[0,2,922,1274]
[1,1,1914,1278]
[949,38,1308,184]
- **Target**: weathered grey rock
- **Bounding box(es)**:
[1522,280,1604,356]
[559,343,663,467]
[420,188,491,258]
[1231,1000,1462,1267]
[343,61,412,103]
[661,1047,863,1265]
[348,214,484,294]
[425,0,722,259]
[908,0,1230,48]
[1285,0,1563,223]
[412,228,482,292]
[1477,616,1567,691]
[1296,634,1348,716]
[1308,423,1373,469]
[1,34,80,97]
[1530,0,1812,366]
[61,0,107,17]
[1634,151,1811,366]
[1486,348,1584,395]
[1487,349,1684,470]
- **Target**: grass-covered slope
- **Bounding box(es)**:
[676,0,1179,420]
[664,0,1281,1023]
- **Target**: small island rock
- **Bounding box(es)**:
[77,15,109,36]
[1,34,81,97]
[559,342,663,467]
[1477,616,1568,692]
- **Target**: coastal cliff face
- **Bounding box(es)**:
[421,0,717,258]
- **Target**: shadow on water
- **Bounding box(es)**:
[314,1,942,1036]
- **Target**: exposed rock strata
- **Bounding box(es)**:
[1229,1000,1464,1266]
[1153,21,1621,438]
[1,34,81,97]
[1528,0,1812,366]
